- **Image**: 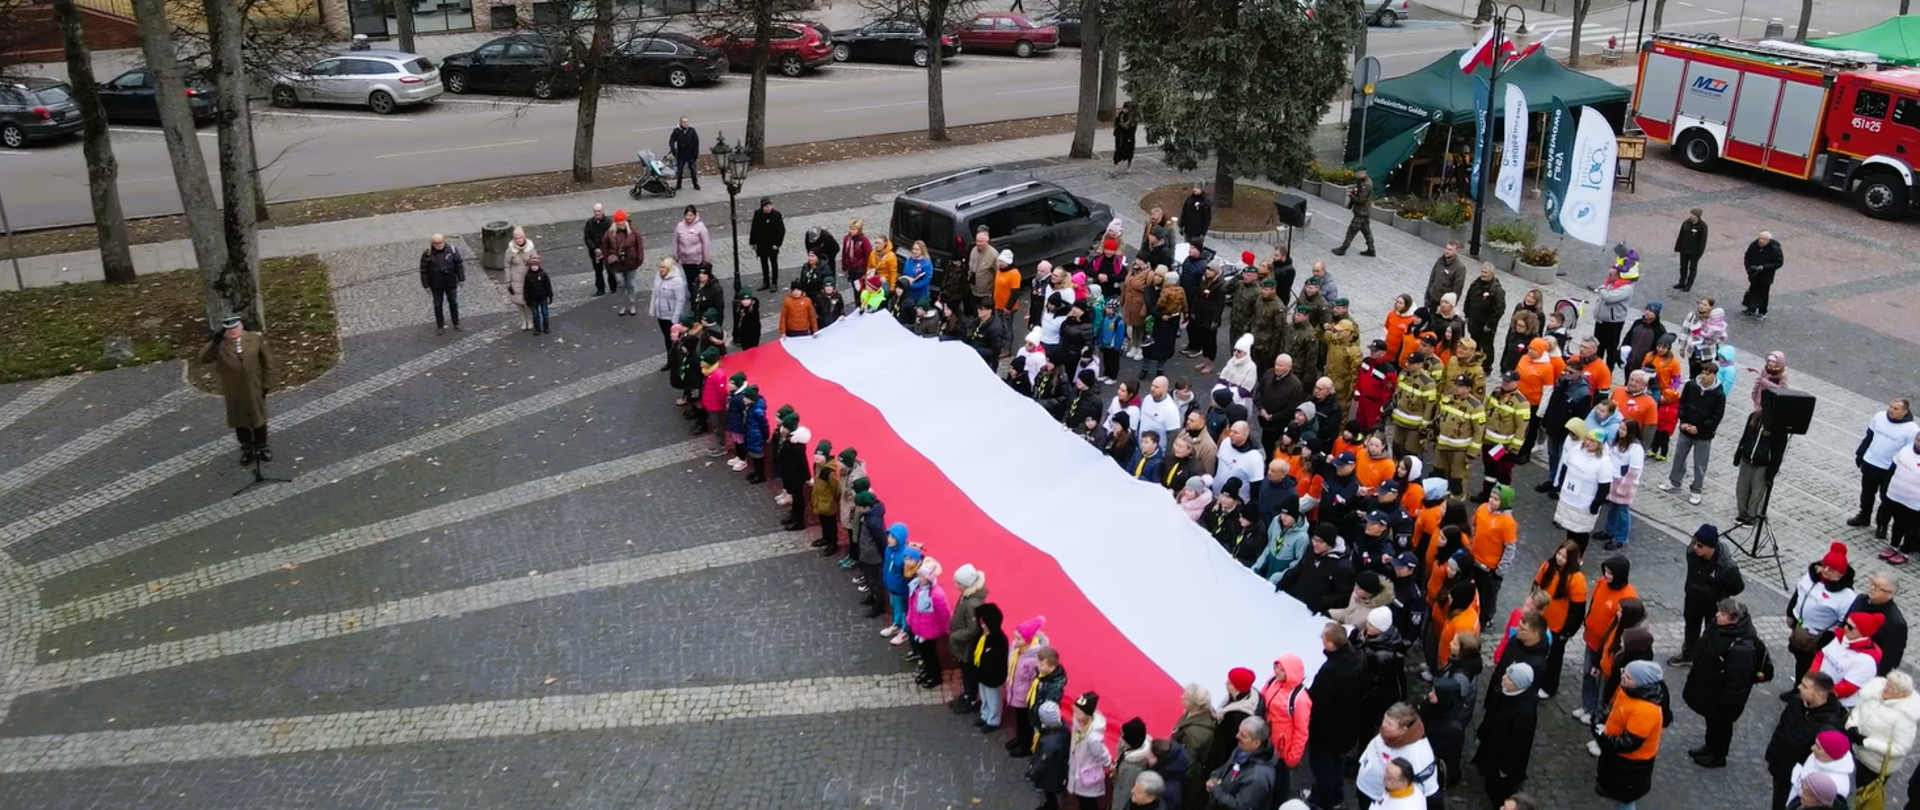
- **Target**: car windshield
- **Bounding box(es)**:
[31,85,73,105]
[403,57,435,74]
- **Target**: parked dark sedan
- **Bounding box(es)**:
[440,33,581,98]
[606,33,727,88]
[1035,12,1081,47]
[829,19,959,66]
[96,67,218,125]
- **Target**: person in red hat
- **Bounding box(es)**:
[1208,667,1261,773]
[1811,611,1885,708]
[1788,543,1861,688]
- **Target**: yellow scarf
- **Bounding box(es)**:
[1387,785,1417,799]
[974,634,987,666]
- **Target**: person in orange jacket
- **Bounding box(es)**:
[779,282,818,337]
[1469,486,1520,626]
[992,250,1022,316]
[1579,556,1638,724]
[1514,337,1565,465]
[1259,653,1313,797]
[1595,659,1673,807]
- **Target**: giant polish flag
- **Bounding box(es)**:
[725,315,1331,740]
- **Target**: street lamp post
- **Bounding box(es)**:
[710,132,753,299]
[1468,5,1529,257]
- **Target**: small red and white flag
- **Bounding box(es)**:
[1504,30,1554,66]
[1460,25,1499,73]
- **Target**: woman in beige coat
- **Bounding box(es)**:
[505,226,537,332]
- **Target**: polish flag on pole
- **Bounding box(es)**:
[1460,25,1499,73]
[1503,30,1554,66]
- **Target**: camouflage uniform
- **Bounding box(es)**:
[1282,307,1323,385]
[1321,320,1362,414]
[1334,178,1376,254]
[1228,275,1263,348]
[1248,285,1290,372]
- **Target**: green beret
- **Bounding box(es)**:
[1333,298,1350,306]
[855,491,877,506]
[700,348,720,364]
[839,448,859,463]
[678,313,697,327]
[730,371,747,384]
[780,414,799,430]
[742,286,758,299]
[742,384,759,397]
[1259,278,1277,289]
[777,405,795,417]
[851,476,870,491]
[1294,304,1315,314]
[703,308,721,322]
[815,439,832,455]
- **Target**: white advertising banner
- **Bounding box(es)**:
[1495,83,1528,213]
[1558,105,1618,246]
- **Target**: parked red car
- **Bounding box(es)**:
[701,23,836,77]
[953,12,1058,58]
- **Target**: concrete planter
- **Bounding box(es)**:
[1514,259,1559,284]
[1392,212,1424,233]
[1300,179,1323,197]
[1482,245,1517,273]
[1370,203,1396,226]
[1427,221,1467,248]
[1321,182,1354,206]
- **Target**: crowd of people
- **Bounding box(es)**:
[598,186,1920,810]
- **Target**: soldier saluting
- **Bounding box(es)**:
[1331,168,1377,257]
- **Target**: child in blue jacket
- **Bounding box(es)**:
[1096,297,1127,385]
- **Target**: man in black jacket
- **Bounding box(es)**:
[748,197,785,290]
[1741,230,1783,319]
[667,116,701,190]
[1672,524,1745,664]
[1179,182,1213,247]
[1682,598,1761,767]
[1281,525,1353,615]
[1663,362,1727,504]
[419,233,466,334]
[1841,574,1907,674]
[583,203,613,295]
[965,301,1006,370]
[1765,672,1846,810]
[1305,623,1367,809]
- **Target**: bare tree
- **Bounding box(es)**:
[50,0,136,284]
[0,0,41,80]
[1649,0,1668,36]
[130,0,230,328]
[396,0,418,54]
[1794,0,1812,41]
[204,0,265,327]
[516,2,673,181]
[571,0,615,182]
[1096,24,1118,121]
[745,0,774,164]
[1067,0,1098,157]
[854,0,982,141]
[1566,0,1594,67]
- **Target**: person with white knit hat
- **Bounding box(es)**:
[946,564,990,715]
[1475,660,1540,804]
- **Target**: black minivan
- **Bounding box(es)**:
[889,167,1112,277]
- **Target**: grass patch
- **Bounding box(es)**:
[1139,182,1283,233]
[6,114,1080,259]
[0,255,340,390]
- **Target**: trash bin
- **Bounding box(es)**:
[489,3,517,30]
[1764,17,1784,38]
[481,220,513,271]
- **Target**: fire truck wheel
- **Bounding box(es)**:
[1674,130,1717,171]
[1851,171,1910,221]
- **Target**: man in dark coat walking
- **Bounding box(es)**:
[1179,182,1213,247]
[1305,622,1368,809]
[667,116,701,190]
[749,197,785,290]
[1681,598,1761,767]
[1740,230,1783,319]
[1673,524,1745,664]
[1673,208,1707,291]
[1765,672,1847,810]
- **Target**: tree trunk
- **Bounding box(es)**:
[1794,0,1813,41]
[925,0,950,141]
[396,0,417,54]
[1096,25,1118,121]
[1067,0,1099,158]
[50,0,135,284]
[130,0,228,329]
[1567,0,1590,68]
[1214,153,1235,209]
[1649,0,1668,36]
[571,0,613,182]
[206,0,264,328]
[746,0,773,164]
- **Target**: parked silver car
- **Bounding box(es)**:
[271,50,443,114]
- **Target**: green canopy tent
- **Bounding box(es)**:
[1810,17,1920,67]
[1353,122,1431,193]
[1349,48,1632,160]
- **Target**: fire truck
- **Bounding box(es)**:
[1633,32,1920,220]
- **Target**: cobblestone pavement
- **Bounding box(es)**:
[0,148,1915,809]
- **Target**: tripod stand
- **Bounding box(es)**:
[233,454,291,497]
[1722,435,1790,591]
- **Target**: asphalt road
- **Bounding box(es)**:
[0,0,1894,231]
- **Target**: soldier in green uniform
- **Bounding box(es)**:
[1297,277,1333,328]
[1228,259,1265,349]
[1332,168,1377,257]
[1248,278,1290,373]
[1283,304,1323,385]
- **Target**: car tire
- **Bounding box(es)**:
[445,71,469,94]
[1378,8,1398,25]
[779,54,805,77]
[271,85,299,108]
[368,90,397,115]
[833,43,852,62]
[912,47,930,67]
[533,78,555,99]
[1015,40,1034,57]
[1851,170,1910,221]
[0,123,22,149]
[1674,129,1717,171]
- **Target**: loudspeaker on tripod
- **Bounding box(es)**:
[1761,387,1817,436]
[1272,193,1309,228]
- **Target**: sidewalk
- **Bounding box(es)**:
[1,129,1112,292]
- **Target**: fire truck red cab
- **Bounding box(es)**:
[1634,32,1920,219]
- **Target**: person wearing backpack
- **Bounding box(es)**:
[1682,598,1766,768]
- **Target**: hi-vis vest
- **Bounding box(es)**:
[1484,390,1531,450]
[1391,367,1438,429]
[1434,394,1486,453]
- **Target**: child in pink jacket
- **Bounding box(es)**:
[700,353,729,457]
[906,556,953,689]
[1005,616,1049,753]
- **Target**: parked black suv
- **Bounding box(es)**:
[890,167,1113,276]
[0,78,82,149]
[440,33,581,98]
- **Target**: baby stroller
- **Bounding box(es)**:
[629,150,677,199]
